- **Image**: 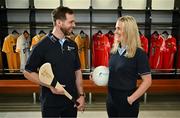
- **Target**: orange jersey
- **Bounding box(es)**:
[66,33,76,41]
[2,34,20,72]
[30,34,45,50]
[93,33,110,67]
[75,34,89,69]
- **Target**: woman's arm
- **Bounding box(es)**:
[127,74,152,105]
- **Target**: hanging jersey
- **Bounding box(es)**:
[140,35,148,53]
[0,50,3,71]
[105,33,114,49]
[16,34,31,71]
[149,34,164,69]
[67,33,76,41]
[92,33,110,67]
[177,42,180,69]
[2,34,20,72]
[74,34,89,69]
[162,35,177,69]
[30,34,45,50]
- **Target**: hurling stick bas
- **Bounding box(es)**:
[39,63,79,106]
[55,82,72,100]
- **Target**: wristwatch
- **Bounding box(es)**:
[79,93,85,97]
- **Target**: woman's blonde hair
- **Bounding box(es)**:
[111,16,142,58]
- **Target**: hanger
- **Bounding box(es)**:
[97,30,102,35]
[162,31,169,39]
[151,31,159,39]
[139,31,142,36]
[152,31,159,36]
[38,30,46,35]
[23,30,29,34]
[12,30,19,35]
[80,30,86,38]
[162,31,169,35]
[71,31,75,35]
[80,30,85,34]
[108,30,113,35]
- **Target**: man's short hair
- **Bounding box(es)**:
[51,6,74,25]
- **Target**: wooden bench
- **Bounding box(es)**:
[1,79,180,104]
[83,79,180,103]
[146,79,180,94]
[0,80,40,104]
[83,79,180,94]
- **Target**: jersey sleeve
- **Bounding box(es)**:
[25,47,43,72]
[30,37,36,50]
[2,38,9,53]
[16,37,21,52]
[136,48,151,75]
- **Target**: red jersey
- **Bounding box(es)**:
[92,33,110,67]
[149,34,164,69]
[162,35,176,69]
[177,44,180,69]
[140,35,148,53]
[105,33,114,48]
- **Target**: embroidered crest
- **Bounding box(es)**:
[67,46,75,51]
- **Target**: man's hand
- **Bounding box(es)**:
[76,96,85,111]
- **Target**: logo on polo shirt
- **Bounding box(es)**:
[67,46,75,51]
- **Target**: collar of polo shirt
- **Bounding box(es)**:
[118,46,127,56]
[59,38,66,46]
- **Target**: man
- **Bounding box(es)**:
[23,6,85,118]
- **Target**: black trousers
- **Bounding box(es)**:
[106,87,139,118]
[41,103,77,118]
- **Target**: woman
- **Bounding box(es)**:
[106,16,152,117]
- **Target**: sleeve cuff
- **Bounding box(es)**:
[138,72,151,76]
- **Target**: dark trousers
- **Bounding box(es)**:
[106,87,139,118]
[42,103,77,118]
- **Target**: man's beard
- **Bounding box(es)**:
[60,27,70,36]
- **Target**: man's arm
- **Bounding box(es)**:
[75,69,84,95]
[23,70,41,85]
[23,70,64,94]
[75,69,85,111]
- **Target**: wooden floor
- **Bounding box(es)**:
[1,110,180,118]
[0,93,180,111]
[0,93,180,118]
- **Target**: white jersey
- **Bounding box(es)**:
[16,34,31,71]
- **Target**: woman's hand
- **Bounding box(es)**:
[127,96,135,105]
[89,72,93,81]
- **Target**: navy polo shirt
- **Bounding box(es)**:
[108,48,151,91]
[25,33,81,107]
